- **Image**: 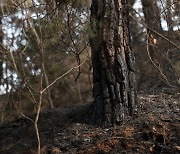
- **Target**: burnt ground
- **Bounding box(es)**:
[0,94,179,154]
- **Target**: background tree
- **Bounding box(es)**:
[132,0,180,92]
[141,0,178,87]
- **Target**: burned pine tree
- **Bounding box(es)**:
[90,0,137,127]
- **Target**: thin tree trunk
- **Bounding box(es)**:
[46,0,57,18]
[0,14,3,84]
[90,0,137,127]
[141,0,162,33]
[166,0,173,31]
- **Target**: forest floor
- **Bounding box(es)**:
[0,94,180,154]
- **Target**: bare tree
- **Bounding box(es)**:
[0,11,3,85]
[141,0,179,88]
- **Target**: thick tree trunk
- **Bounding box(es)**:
[90,0,137,127]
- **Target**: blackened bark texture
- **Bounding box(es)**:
[90,0,137,127]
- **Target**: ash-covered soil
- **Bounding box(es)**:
[0,94,179,154]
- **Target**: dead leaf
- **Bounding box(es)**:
[175,145,180,151]
[123,126,135,137]
[149,145,155,152]
[96,141,111,152]
[52,147,61,154]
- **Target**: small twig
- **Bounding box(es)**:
[34,74,43,154]
[13,102,34,124]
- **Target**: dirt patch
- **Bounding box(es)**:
[0,94,179,154]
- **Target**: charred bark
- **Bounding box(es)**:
[90,0,137,127]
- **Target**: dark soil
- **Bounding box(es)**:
[0,94,179,154]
